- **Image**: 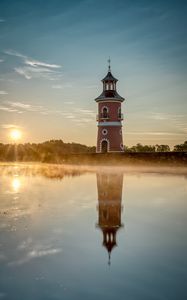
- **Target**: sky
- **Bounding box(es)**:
[0,0,187,147]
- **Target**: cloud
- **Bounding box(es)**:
[4,49,25,58]
[1,101,95,125]
[65,114,75,119]
[64,101,74,105]
[0,106,19,112]
[125,131,186,136]
[25,59,61,68]
[52,84,63,89]
[14,66,61,80]
[4,49,62,80]
[0,19,5,22]
[1,124,22,129]
[6,101,66,116]
[0,91,8,95]
[74,108,95,118]
[8,101,43,112]
[0,101,44,114]
[0,59,4,63]
[84,84,98,89]
[52,83,72,89]
[149,112,185,121]
[14,67,32,80]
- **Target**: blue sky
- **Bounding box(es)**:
[0,0,187,147]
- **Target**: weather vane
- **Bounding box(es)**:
[108,57,111,71]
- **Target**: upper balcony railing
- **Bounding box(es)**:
[118,113,124,120]
[96,113,124,121]
[96,113,109,121]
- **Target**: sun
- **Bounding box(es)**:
[10,129,22,141]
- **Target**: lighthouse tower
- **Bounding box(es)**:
[95,59,125,153]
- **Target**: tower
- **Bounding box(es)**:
[95,59,125,153]
[96,171,124,264]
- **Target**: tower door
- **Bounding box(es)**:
[101,140,108,153]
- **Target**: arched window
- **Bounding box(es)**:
[102,106,109,119]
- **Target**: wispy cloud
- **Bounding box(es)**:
[0,105,20,113]
[126,131,186,136]
[52,83,72,89]
[74,108,95,118]
[8,101,43,112]
[64,101,74,105]
[149,112,185,121]
[0,91,8,95]
[1,124,22,129]
[4,49,24,58]
[1,101,95,126]
[25,59,61,68]
[14,67,32,80]
[0,59,4,63]
[4,49,62,80]
[84,84,98,89]
[65,114,75,119]
[0,18,5,22]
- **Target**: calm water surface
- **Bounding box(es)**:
[0,164,187,300]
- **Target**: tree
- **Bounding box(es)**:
[173,141,187,152]
[129,143,156,152]
[155,144,170,152]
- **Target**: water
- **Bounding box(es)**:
[0,164,187,300]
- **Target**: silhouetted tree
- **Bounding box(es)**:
[155,144,170,152]
[173,141,187,152]
[129,143,156,152]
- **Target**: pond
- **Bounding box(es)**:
[0,164,187,300]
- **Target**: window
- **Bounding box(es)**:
[102,106,109,118]
[102,129,108,135]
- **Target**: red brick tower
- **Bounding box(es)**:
[95,59,125,153]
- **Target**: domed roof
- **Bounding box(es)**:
[95,90,124,102]
[102,71,118,82]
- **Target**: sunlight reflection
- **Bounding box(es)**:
[12,177,21,193]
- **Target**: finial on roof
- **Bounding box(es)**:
[107,57,111,72]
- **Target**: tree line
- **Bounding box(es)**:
[0,140,96,162]
[124,141,187,152]
[0,140,186,162]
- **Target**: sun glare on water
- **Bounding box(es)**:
[10,129,22,141]
[12,177,21,192]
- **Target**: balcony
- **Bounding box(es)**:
[118,113,124,120]
[96,113,124,121]
[96,113,109,121]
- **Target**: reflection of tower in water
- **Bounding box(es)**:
[96,172,124,265]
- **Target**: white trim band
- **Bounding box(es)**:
[98,122,122,126]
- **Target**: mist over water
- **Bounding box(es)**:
[0,163,187,300]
